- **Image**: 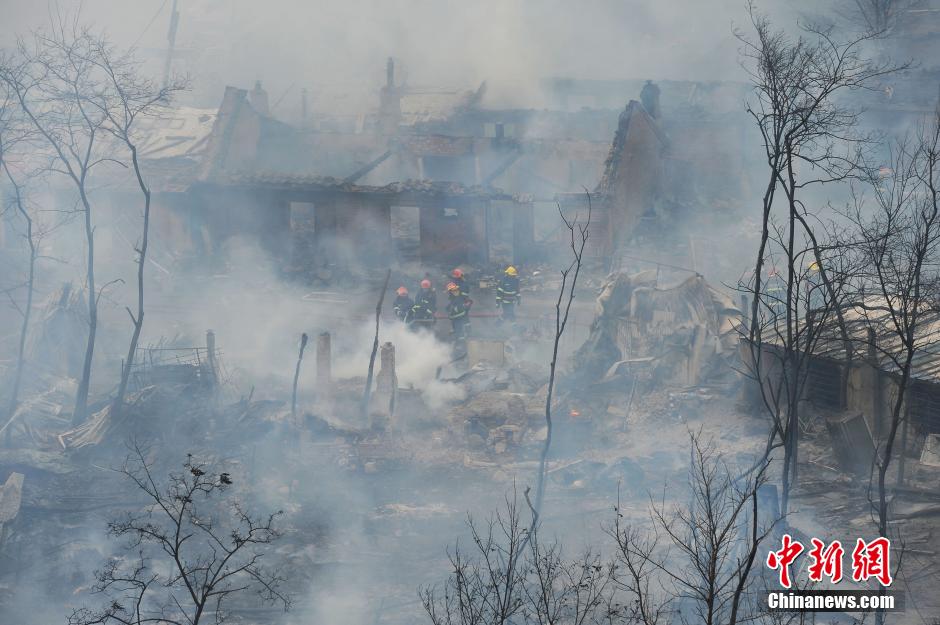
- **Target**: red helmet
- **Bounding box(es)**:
[420,279,431,289]
[396,286,408,296]
[451,268,463,279]
[446,282,460,293]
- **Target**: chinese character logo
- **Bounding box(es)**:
[766,536,893,588]
[807,538,844,583]
[766,534,804,589]
[851,537,892,587]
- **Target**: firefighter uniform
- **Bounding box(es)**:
[410,281,437,330]
[451,269,470,296]
[393,291,414,323]
[446,283,471,344]
[496,266,521,321]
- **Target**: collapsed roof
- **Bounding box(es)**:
[572,271,740,388]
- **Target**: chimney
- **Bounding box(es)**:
[378,57,401,135]
[250,80,270,116]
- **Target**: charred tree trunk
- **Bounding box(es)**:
[362,269,392,421]
[1,161,35,445]
[533,196,590,521]
[113,144,151,415]
[73,185,96,425]
[291,333,308,418]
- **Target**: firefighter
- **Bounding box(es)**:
[393,286,414,323]
[446,281,472,345]
[451,268,470,296]
[410,279,436,330]
[496,265,521,321]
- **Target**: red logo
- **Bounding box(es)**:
[851,537,892,587]
[766,534,804,589]
[766,536,892,588]
[807,538,844,583]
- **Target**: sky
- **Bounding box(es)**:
[1,0,809,110]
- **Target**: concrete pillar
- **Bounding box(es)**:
[376,342,397,401]
[372,342,398,428]
[316,332,331,397]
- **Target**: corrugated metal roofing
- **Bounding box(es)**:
[789,297,940,384]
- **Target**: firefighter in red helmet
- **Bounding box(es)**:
[410,279,437,331]
[393,286,414,323]
[451,268,469,297]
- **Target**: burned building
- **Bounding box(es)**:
[2,66,765,284]
[113,76,606,272]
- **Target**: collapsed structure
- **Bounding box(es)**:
[4,27,940,619]
[573,271,740,388]
[0,64,764,280]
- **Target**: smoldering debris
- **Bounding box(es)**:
[5,3,940,620]
[0,472,24,537]
[572,271,741,390]
[4,257,939,624]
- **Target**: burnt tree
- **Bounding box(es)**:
[737,6,901,515]
[68,445,289,625]
[83,38,187,415]
[0,20,116,423]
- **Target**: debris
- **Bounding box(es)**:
[466,339,506,368]
[0,449,72,475]
[58,385,208,450]
[571,271,740,389]
[893,502,940,520]
[451,391,530,450]
[825,413,876,475]
[375,503,452,519]
[0,472,24,549]
[920,433,940,467]
[1,378,75,447]
[0,472,24,527]
[128,340,219,395]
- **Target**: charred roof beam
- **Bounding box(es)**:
[483,147,523,187]
[343,149,394,184]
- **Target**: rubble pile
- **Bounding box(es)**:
[7,267,940,623]
[572,270,740,389]
[451,391,530,452]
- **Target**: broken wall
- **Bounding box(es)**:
[595,101,667,248]
[193,185,293,263]
[419,198,488,266]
